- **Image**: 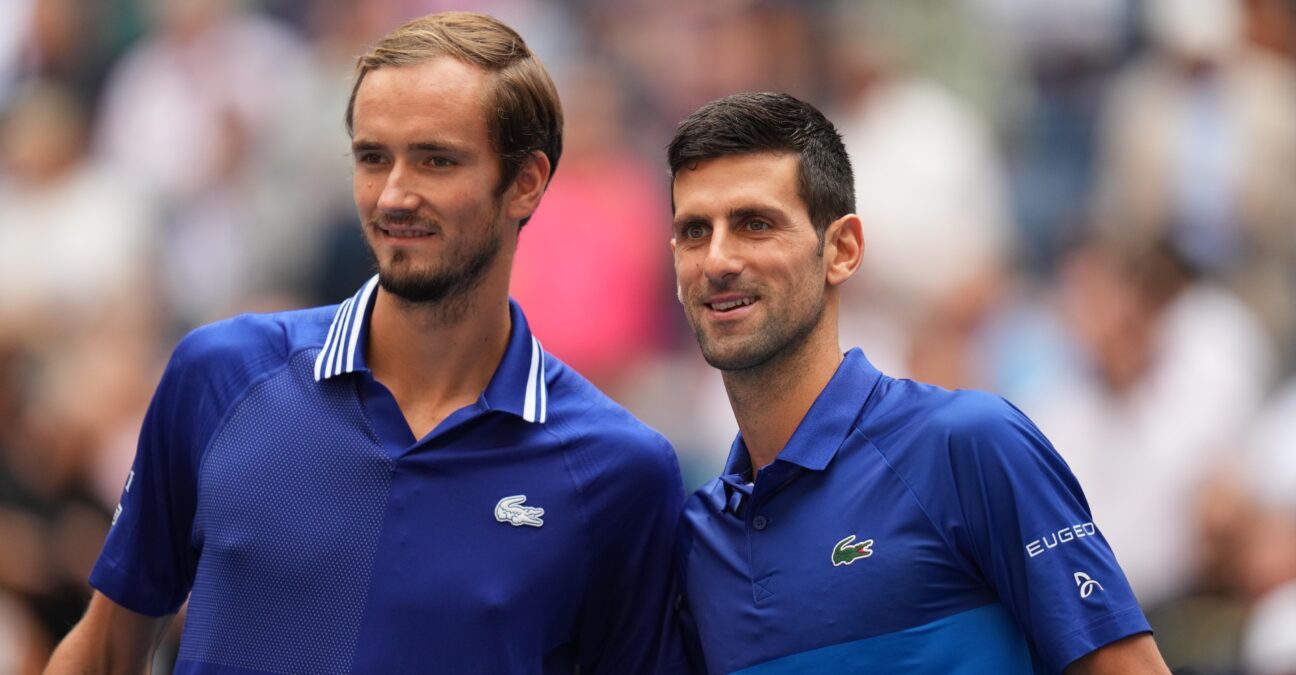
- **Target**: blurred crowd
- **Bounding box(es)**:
[1,0,1295,672]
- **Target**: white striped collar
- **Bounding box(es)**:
[313,276,549,425]
[314,274,380,382]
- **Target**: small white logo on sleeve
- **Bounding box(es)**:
[1074,571,1104,598]
[495,495,544,528]
[125,470,135,493]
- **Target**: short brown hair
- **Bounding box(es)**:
[346,12,563,223]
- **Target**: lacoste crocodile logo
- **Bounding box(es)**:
[495,495,544,528]
[831,534,874,566]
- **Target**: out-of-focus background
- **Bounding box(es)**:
[1,0,1294,671]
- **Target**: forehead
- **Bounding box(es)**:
[351,56,491,145]
[672,152,804,218]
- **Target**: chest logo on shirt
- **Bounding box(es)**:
[831,535,874,566]
[495,495,545,528]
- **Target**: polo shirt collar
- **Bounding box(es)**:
[313,275,549,424]
[719,348,882,478]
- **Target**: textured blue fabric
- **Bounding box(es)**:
[91,280,685,674]
[732,604,1031,675]
[677,349,1150,675]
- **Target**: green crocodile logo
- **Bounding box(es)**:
[831,535,874,566]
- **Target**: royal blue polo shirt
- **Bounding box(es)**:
[91,276,686,674]
[675,349,1150,674]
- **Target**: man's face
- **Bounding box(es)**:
[351,56,510,304]
[671,152,828,371]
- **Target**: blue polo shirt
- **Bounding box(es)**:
[91,276,686,674]
[676,349,1150,674]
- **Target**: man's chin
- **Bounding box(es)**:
[377,268,456,305]
[698,338,773,373]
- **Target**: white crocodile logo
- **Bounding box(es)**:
[495,495,545,528]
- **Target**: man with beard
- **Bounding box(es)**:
[46,13,684,674]
[666,93,1168,674]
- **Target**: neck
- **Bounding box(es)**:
[722,322,843,479]
[366,285,511,425]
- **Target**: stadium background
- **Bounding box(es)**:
[1,0,1295,672]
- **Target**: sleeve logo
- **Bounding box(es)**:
[495,495,545,528]
[1026,521,1097,558]
[1073,571,1104,598]
[831,535,874,566]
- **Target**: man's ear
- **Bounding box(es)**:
[670,238,682,303]
[504,151,552,222]
[823,213,864,287]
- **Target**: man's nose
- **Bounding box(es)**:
[702,228,743,284]
[376,162,421,212]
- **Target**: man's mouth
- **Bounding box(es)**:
[374,219,438,239]
[706,297,756,312]
[381,228,434,238]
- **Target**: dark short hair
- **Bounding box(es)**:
[668,92,855,237]
[346,12,562,226]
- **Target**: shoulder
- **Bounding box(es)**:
[163,306,335,398]
[864,377,1054,471]
[172,307,332,370]
[542,354,680,480]
[868,377,1025,439]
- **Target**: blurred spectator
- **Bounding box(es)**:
[0,0,33,107]
[0,588,47,675]
[511,64,675,393]
[1025,240,1275,611]
[0,0,139,112]
[840,0,1028,136]
[1242,0,1296,60]
[587,0,819,159]
[972,0,1137,271]
[93,0,328,326]
[828,4,1016,389]
[1093,0,1296,371]
[0,80,158,343]
[1234,381,1296,675]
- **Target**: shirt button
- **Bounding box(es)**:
[752,515,769,531]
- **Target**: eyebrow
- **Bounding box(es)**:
[673,205,782,228]
[350,140,466,153]
[727,206,781,222]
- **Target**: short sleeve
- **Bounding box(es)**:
[89,330,217,616]
[941,393,1151,671]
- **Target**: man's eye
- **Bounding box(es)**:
[428,157,455,168]
[356,153,384,165]
[685,224,708,239]
[748,220,771,231]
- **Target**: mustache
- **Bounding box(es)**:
[369,212,437,230]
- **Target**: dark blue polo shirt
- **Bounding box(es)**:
[676,349,1150,674]
[91,276,685,674]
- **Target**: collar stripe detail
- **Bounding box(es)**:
[332,296,355,377]
[315,274,380,382]
[345,276,379,374]
[315,297,348,381]
[537,340,548,424]
[316,296,352,380]
[522,336,548,423]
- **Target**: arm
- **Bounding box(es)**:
[1065,633,1170,675]
[45,591,173,675]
